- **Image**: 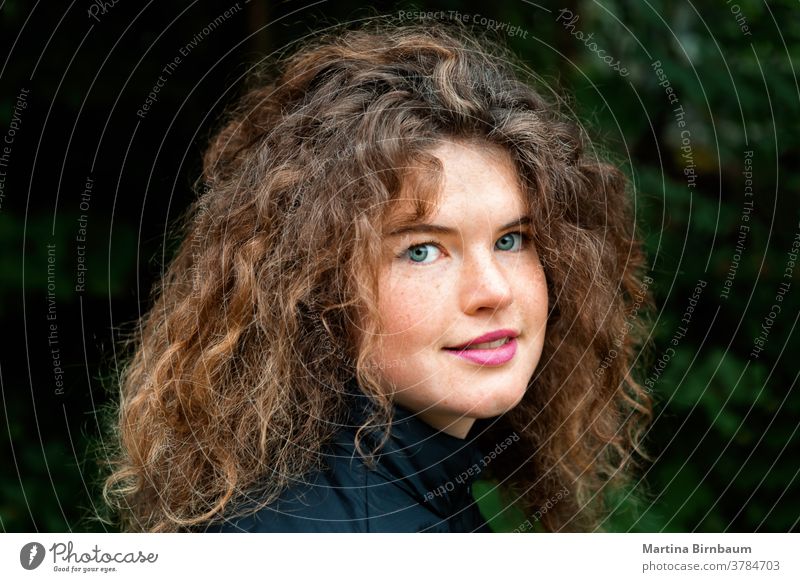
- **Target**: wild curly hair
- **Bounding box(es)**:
[101,17,653,532]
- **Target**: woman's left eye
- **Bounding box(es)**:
[496,232,527,251]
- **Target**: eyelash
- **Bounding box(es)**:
[396,231,534,263]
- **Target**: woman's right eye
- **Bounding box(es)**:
[401,242,442,264]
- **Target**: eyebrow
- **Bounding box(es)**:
[387,215,532,237]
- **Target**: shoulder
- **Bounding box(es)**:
[204,451,372,533]
[201,445,452,533]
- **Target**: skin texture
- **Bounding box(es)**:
[373,141,549,438]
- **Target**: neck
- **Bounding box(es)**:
[411,410,476,439]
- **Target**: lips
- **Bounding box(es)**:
[444,336,519,366]
[445,329,519,351]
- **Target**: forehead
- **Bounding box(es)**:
[381,140,528,232]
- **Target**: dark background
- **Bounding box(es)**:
[1,0,798,532]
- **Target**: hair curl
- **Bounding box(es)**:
[102,18,653,532]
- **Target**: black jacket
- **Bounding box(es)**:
[203,382,491,533]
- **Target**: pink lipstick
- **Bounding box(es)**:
[444,329,519,366]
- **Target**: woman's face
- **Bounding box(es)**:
[371,141,549,438]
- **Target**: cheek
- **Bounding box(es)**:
[372,274,441,391]
[377,270,446,341]
[508,260,549,345]
[528,269,549,317]
[378,294,417,338]
[517,256,548,304]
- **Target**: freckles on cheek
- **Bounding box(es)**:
[382,289,422,335]
[381,274,441,336]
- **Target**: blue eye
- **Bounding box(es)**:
[399,232,530,265]
[496,232,524,251]
[405,243,441,264]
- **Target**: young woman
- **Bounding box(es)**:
[103,19,653,533]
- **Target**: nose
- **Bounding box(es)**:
[459,249,514,315]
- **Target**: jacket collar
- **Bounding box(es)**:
[334,378,487,518]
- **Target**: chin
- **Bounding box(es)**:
[463,381,528,419]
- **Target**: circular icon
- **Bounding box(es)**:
[20,542,46,570]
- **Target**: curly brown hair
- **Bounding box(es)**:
[101,17,653,532]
